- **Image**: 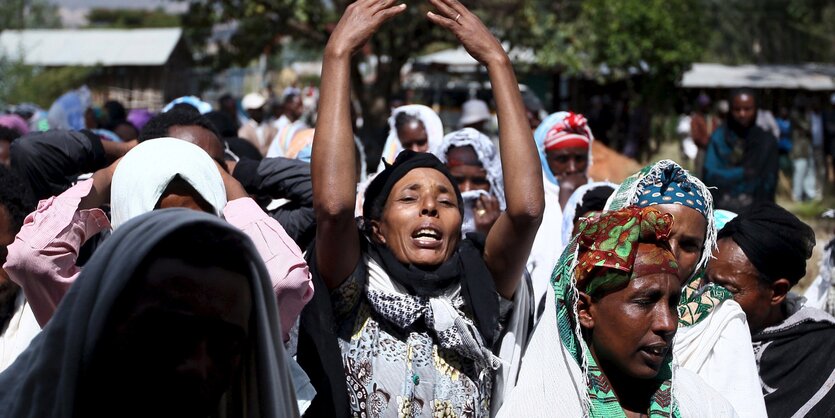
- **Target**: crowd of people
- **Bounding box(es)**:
[0,0,834,417]
[679,91,835,208]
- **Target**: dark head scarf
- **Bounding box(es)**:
[718,202,815,284]
[362,150,495,330]
[363,150,464,222]
[0,209,298,418]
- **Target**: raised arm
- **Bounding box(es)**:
[428,0,544,298]
[11,130,134,200]
[312,0,406,288]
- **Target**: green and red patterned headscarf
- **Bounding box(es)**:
[553,206,681,418]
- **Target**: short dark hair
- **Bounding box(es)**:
[204,111,238,138]
[103,100,127,126]
[138,108,222,143]
[0,126,22,143]
[282,93,300,105]
[394,112,423,133]
[729,88,757,104]
[0,165,36,232]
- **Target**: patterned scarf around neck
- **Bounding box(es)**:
[552,207,682,418]
[364,239,502,371]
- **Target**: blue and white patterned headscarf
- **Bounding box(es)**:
[606,160,715,275]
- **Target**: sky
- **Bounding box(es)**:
[50,0,187,12]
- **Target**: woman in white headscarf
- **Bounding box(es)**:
[527,111,595,318]
[376,104,444,173]
[4,138,312,343]
[0,209,298,418]
[434,127,505,236]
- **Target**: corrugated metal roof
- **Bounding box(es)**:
[681,63,835,91]
[0,28,183,66]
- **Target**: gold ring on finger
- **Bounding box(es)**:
[476,209,487,216]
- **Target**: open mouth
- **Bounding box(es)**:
[411,225,443,248]
[640,344,669,362]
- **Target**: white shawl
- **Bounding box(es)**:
[673,300,768,418]
[526,177,564,318]
[497,288,739,417]
[110,138,227,229]
[377,104,445,173]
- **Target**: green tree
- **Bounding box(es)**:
[0,57,95,108]
[180,0,461,155]
[0,0,60,30]
[702,0,835,64]
[179,0,709,153]
[85,7,181,29]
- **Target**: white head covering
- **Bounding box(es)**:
[377,105,444,172]
[459,99,491,127]
[110,138,227,229]
[0,209,298,417]
[161,96,213,114]
[434,127,506,210]
[241,92,268,110]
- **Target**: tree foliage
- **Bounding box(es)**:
[178,0,465,154]
[85,8,181,29]
[0,0,60,31]
[702,0,835,64]
[0,59,95,108]
[176,0,834,153]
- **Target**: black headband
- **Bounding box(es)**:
[363,150,464,222]
[718,202,815,284]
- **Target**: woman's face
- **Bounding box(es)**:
[157,177,216,214]
[90,257,252,417]
[545,146,589,181]
[731,94,756,128]
[446,146,490,193]
[373,168,462,268]
[398,121,429,153]
[653,204,706,283]
[581,250,680,380]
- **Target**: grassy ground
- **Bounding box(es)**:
[642,139,834,291]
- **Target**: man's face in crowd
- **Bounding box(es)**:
[731,94,756,128]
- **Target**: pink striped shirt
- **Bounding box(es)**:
[4,179,313,341]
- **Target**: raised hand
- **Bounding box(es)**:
[474,194,501,235]
[425,0,507,66]
[327,0,407,57]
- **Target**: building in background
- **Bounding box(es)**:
[0,27,194,109]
